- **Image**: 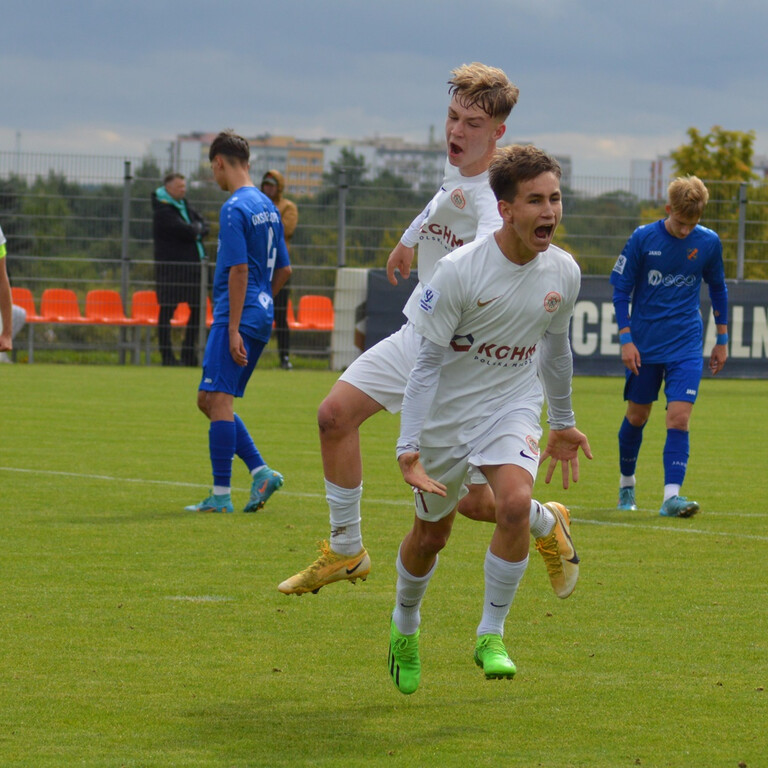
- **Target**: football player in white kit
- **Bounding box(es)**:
[387,145,592,693]
[279,64,526,596]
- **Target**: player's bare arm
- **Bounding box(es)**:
[387,242,415,285]
[272,264,292,297]
[228,263,248,366]
[539,427,593,489]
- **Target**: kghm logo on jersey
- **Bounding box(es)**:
[544,292,561,313]
[474,342,536,367]
[450,333,474,352]
[419,223,464,250]
[450,188,466,209]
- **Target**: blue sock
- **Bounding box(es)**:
[233,413,264,473]
[618,417,644,478]
[209,420,236,488]
[663,428,689,486]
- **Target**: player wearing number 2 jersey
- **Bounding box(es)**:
[185,130,291,515]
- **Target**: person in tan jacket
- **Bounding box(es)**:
[261,170,298,369]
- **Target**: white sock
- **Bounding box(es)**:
[620,474,636,489]
[250,464,266,476]
[664,484,681,502]
[529,500,555,539]
[213,485,230,496]
[325,479,363,555]
[476,549,528,638]
[392,549,437,636]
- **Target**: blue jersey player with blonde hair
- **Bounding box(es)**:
[185,130,292,514]
[611,175,728,518]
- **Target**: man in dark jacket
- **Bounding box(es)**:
[151,173,209,366]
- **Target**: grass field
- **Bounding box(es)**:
[1,364,766,768]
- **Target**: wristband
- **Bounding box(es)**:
[619,332,633,345]
[716,333,728,346]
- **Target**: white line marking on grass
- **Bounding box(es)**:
[4,467,767,529]
[0,465,407,506]
[572,516,768,542]
[165,595,232,603]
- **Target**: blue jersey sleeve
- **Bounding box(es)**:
[702,232,727,323]
[218,204,249,267]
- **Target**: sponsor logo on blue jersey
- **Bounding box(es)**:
[648,270,697,287]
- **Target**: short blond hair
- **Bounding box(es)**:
[448,63,519,122]
[668,175,709,218]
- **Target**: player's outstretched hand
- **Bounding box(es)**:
[386,242,415,286]
[398,451,447,497]
[229,329,248,367]
[539,427,593,489]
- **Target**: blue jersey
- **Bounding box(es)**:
[610,219,725,363]
[212,185,290,341]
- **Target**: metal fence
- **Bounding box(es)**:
[2,150,767,364]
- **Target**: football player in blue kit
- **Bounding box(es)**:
[185,130,292,514]
[611,175,728,518]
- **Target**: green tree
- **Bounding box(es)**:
[671,126,756,182]
[324,147,367,188]
[671,126,768,278]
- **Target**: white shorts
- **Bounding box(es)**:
[338,321,419,413]
[413,407,542,522]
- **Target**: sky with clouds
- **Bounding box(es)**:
[1,0,766,179]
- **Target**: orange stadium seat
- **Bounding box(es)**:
[295,294,334,331]
[286,298,304,330]
[85,289,136,325]
[131,290,160,325]
[11,287,44,321]
[39,288,88,323]
[171,302,191,326]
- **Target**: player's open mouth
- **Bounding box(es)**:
[535,225,553,239]
[449,142,462,156]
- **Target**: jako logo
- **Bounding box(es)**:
[648,270,697,287]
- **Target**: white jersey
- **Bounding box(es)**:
[401,168,501,320]
[411,233,581,448]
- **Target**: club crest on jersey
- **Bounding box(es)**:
[687,248,699,260]
[450,188,466,209]
[543,291,562,313]
[525,435,540,456]
[419,284,440,315]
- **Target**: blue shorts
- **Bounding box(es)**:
[623,358,703,405]
[198,325,266,397]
